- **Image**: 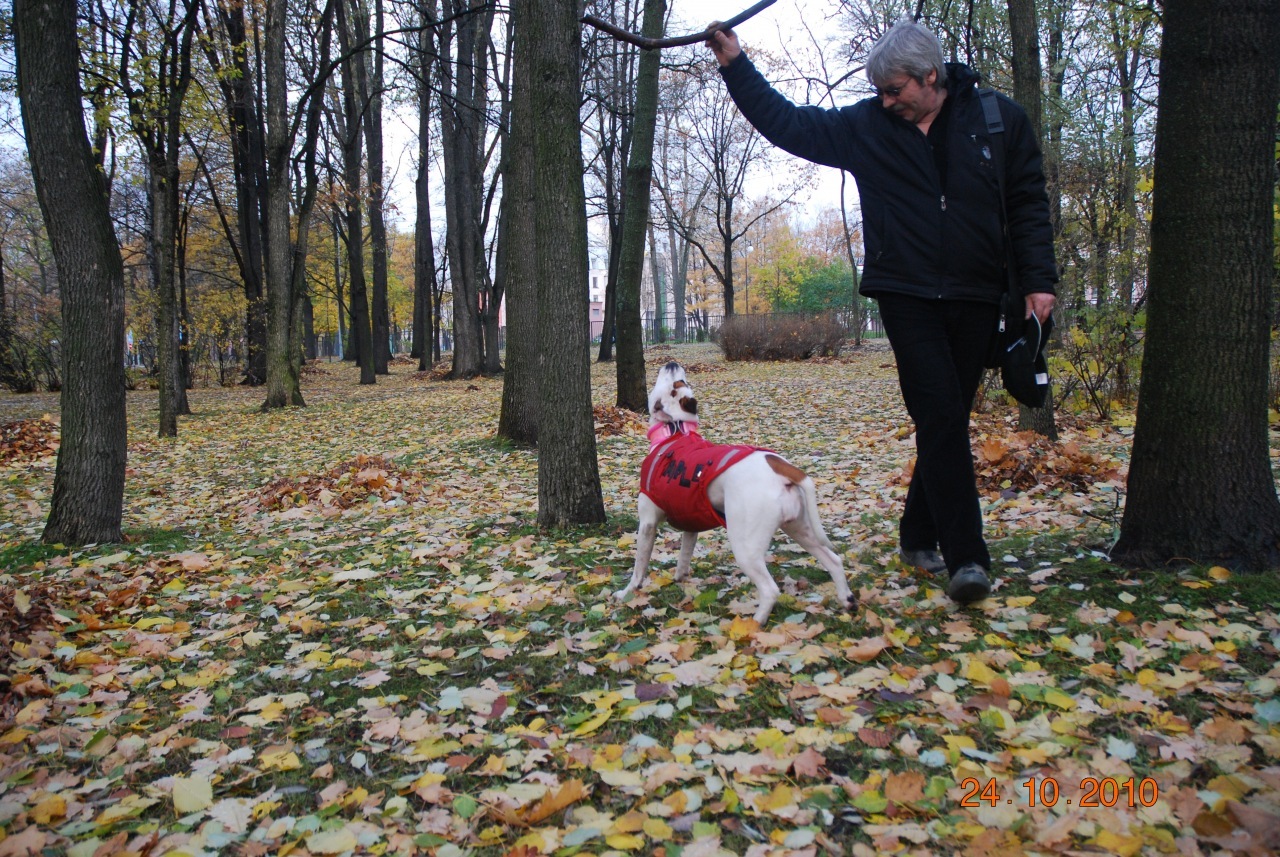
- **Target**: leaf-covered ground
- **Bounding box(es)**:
[1,343,1278,857]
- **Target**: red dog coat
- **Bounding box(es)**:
[640,423,765,532]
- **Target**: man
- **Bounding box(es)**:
[707,16,1057,605]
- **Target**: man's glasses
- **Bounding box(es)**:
[873,80,911,98]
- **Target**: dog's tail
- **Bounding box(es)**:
[797,475,836,550]
[766,454,836,550]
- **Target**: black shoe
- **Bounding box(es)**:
[948,563,991,605]
[899,547,946,574]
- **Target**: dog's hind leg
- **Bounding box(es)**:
[724,501,783,626]
[781,479,855,609]
[617,494,664,603]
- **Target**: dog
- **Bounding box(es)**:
[614,361,854,625]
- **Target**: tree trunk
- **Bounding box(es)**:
[336,0,376,385]
[263,0,307,406]
[497,0,539,444]
[439,0,490,379]
[1007,0,1057,440]
[531,0,605,527]
[614,0,665,412]
[1112,0,1280,570]
[203,0,268,386]
[414,1,439,371]
[354,0,391,373]
[15,0,127,545]
[647,223,665,343]
[151,162,182,435]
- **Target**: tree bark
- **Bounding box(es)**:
[614,0,665,412]
[15,0,127,545]
[497,0,539,444]
[263,0,308,406]
[439,0,490,379]
[335,0,376,386]
[531,0,605,527]
[202,0,269,386]
[414,0,439,371]
[1112,0,1280,570]
[1006,0,1057,440]
[354,0,391,373]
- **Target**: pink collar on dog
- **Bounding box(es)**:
[647,420,699,451]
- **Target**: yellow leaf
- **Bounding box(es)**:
[1092,829,1144,857]
[259,749,302,772]
[31,794,67,825]
[573,708,613,736]
[13,589,31,615]
[134,616,175,630]
[963,658,999,686]
[1208,566,1231,580]
[172,776,214,814]
[759,784,799,814]
[642,818,674,840]
[610,811,646,833]
[1042,689,1076,710]
[605,833,645,850]
[306,829,359,854]
[728,616,760,641]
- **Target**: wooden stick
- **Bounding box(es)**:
[582,0,778,51]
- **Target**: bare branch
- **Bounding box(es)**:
[582,0,777,51]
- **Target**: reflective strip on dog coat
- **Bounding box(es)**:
[640,428,764,532]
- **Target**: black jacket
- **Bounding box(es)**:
[720,55,1057,304]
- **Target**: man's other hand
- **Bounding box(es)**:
[1026,292,1056,324]
[705,23,741,66]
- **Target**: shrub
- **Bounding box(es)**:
[1051,306,1143,420]
[718,312,847,361]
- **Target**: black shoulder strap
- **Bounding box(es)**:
[978,87,1004,133]
[978,88,1018,301]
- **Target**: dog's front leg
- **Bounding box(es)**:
[673,531,697,580]
[617,494,663,602]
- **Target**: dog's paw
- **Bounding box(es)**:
[845,592,859,611]
[613,588,632,603]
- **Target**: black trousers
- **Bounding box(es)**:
[877,294,1000,574]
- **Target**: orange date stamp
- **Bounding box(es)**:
[960,776,1160,809]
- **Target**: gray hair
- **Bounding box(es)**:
[866,16,946,90]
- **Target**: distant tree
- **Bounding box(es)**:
[438,0,494,379]
[1112,0,1280,569]
[497,0,539,444]
[412,0,440,369]
[99,0,199,435]
[612,0,665,412]
[15,0,127,544]
[333,0,376,386]
[530,0,605,526]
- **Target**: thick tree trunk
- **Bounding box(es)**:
[354,0,391,373]
[336,0,376,386]
[440,0,490,379]
[204,0,268,386]
[614,0,665,412]
[531,0,605,527]
[1112,0,1280,570]
[16,0,127,544]
[263,0,307,407]
[497,0,538,444]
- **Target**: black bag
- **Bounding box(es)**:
[998,304,1053,408]
[979,87,1052,409]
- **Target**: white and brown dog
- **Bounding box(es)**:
[615,361,854,625]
